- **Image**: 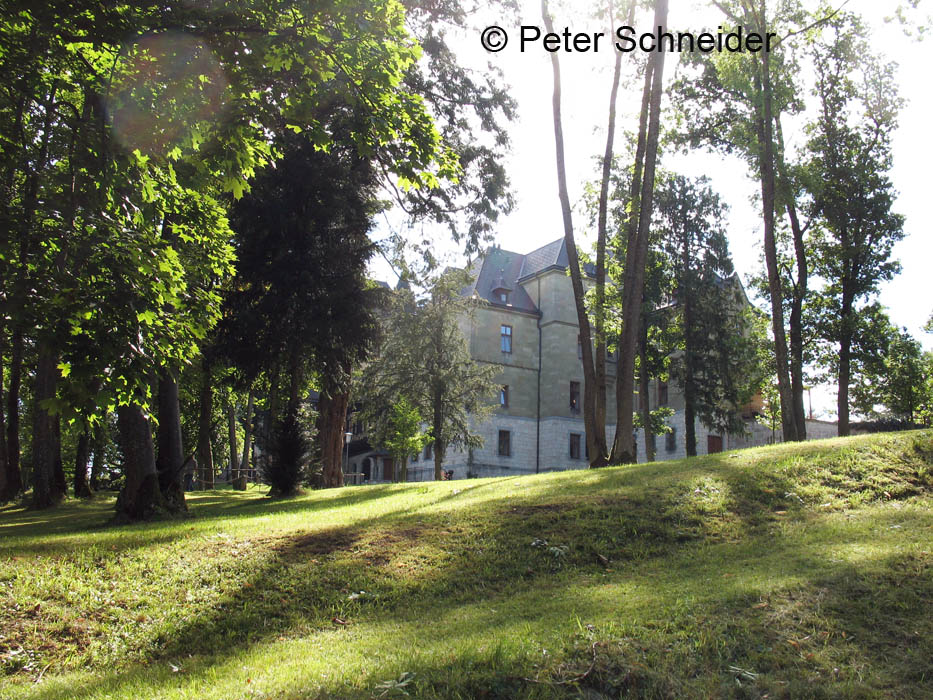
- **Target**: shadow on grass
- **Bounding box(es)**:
[6,431,933,699]
[21,511,933,700]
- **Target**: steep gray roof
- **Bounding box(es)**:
[461,238,596,314]
[463,245,538,313]
[518,239,566,279]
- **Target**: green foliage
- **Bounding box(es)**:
[265,408,310,496]
[0,0,452,426]
[850,318,933,426]
[356,271,498,473]
[377,398,428,480]
[802,14,906,418]
[633,405,674,436]
[654,175,766,437]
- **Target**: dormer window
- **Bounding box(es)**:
[491,269,512,306]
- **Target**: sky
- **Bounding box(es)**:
[373,0,932,420]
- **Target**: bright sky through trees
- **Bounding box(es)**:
[372,0,930,419]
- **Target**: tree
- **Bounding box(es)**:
[610,0,670,464]
[850,319,931,426]
[0,1,454,513]
[674,0,847,443]
[219,125,386,490]
[375,397,428,483]
[805,14,905,436]
[357,273,498,480]
[655,175,765,456]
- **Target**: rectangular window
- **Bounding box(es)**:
[569,381,581,414]
[424,442,433,460]
[500,325,512,353]
[498,430,511,457]
[569,433,582,459]
[658,379,669,407]
[499,385,509,408]
[411,452,418,462]
[665,427,676,453]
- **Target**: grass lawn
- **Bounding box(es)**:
[1,431,931,699]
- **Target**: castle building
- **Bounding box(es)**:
[347,238,836,482]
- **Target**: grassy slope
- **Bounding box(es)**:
[1,431,931,700]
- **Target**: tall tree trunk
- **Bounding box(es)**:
[432,383,444,481]
[227,401,238,481]
[542,0,608,466]
[787,200,808,442]
[156,372,187,511]
[73,427,92,498]
[239,388,254,481]
[591,0,633,467]
[90,424,104,491]
[837,334,851,437]
[774,116,808,441]
[116,403,163,520]
[0,336,7,500]
[837,292,855,437]
[754,23,798,443]
[612,0,668,464]
[611,56,653,464]
[683,294,698,457]
[317,387,348,488]
[31,347,62,509]
[5,329,24,499]
[196,358,214,490]
[639,318,655,462]
[53,415,66,497]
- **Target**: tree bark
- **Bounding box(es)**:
[542,0,608,466]
[611,57,653,464]
[90,424,104,491]
[786,199,808,440]
[116,403,163,520]
[156,372,187,511]
[196,358,214,490]
[73,427,92,498]
[53,415,66,497]
[227,400,238,481]
[837,333,851,437]
[591,0,632,467]
[774,115,807,441]
[239,388,254,482]
[317,387,348,488]
[639,317,655,462]
[612,0,668,464]
[837,291,855,437]
[683,292,698,457]
[4,329,24,500]
[31,347,62,509]
[754,17,798,443]
[0,337,7,500]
